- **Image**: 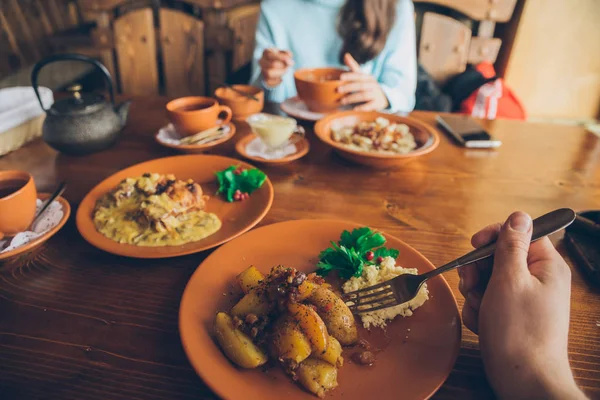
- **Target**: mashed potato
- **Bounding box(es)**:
[342,257,429,329]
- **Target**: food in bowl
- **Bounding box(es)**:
[294,68,345,113]
[331,117,417,154]
[93,173,221,246]
[214,265,357,398]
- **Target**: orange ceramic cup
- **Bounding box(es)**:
[294,67,345,112]
[166,97,233,137]
[0,170,37,239]
[214,85,264,121]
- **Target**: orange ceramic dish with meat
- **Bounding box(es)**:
[92,173,221,246]
[214,265,357,398]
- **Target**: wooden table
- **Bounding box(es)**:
[1,97,599,399]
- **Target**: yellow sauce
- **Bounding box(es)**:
[93,182,221,247]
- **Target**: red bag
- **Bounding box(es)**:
[459,62,527,120]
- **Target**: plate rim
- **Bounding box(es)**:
[0,193,71,260]
[75,154,274,259]
[179,218,462,400]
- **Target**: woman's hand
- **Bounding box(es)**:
[259,48,294,88]
[338,53,389,111]
[460,212,586,399]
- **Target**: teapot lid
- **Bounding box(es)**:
[50,84,106,115]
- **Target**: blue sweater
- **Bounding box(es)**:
[250,0,417,113]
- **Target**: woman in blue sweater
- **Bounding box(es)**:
[250,0,417,113]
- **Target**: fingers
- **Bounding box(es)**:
[353,101,379,111]
[340,72,372,82]
[491,211,533,280]
[471,223,502,248]
[343,52,361,72]
[459,263,479,298]
[462,303,479,334]
[263,48,294,66]
[338,81,375,95]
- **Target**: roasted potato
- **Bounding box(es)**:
[230,289,272,317]
[308,286,358,345]
[287,302,328,353]
[296,358,338,398]
[314,335,343,367]
[236,266,264,294]
[295,280,319,302]
[214,312,268,368]
[270,317,312,364]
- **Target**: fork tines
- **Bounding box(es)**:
[342,283,398,314]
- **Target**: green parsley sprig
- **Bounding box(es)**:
[215,165,267,202]
[316,227,399,279]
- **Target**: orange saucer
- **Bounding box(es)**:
[0,193,71,261]
[235,133,310,165]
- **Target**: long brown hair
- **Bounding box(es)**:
[338,0,397,64]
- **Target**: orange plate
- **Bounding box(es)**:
[180,220,461,400]
[0,193,71,261]
[314,111,440,169]
[235,133,310,165]
[76,155,273,258]
[155,123,236,154]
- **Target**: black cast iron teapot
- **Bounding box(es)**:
[31,53,130,155]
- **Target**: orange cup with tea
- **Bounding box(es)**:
[166,97,233,137]
[294,67,345,112]
[0,170,37,240]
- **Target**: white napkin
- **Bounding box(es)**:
[245,137,297,160]
[0,198,64,253]
[156,123,230,145]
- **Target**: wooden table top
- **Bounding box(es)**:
[1,97,599,400]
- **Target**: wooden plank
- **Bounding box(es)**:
[226,4,260,71]
[1,0,40,64]
[67,0,81,27]
[18,0,53,58]
[159,9,205,97]
[32,0,56,36]
[45,0,67,31]
[114,8,159,95]
[467,37,502,65]
[0,9,27,71]
[418,12,471,84]
[413,0,517,22]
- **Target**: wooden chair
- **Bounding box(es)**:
[414,0,516,84]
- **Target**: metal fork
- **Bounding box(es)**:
[342,208,576,314]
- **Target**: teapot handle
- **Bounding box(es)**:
[31,53,116,112]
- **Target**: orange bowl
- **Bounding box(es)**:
[214,85,264,121]
[294,68,345,112]
[314,111,440,169]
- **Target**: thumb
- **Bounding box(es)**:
[343,52,361,72]
[490,211,533,281]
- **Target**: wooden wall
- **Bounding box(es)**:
[501,0,600,120]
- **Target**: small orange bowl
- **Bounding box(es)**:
[214,85,264,121]
[314,111,440,169]
[294,68,345,113]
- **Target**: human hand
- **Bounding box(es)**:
[459,211,586,399]
[338,53,389,111]
[259,48,294,88]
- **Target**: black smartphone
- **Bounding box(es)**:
[436,114,502,148]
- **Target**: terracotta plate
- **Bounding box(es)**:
[235,133,310,165]
[180,220,461,400]
[0,193,71,261]
[76,155,274,258]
